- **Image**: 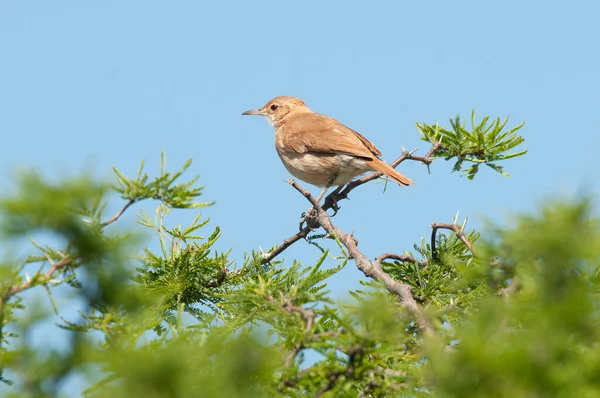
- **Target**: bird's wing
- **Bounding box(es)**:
[281,113,382,159]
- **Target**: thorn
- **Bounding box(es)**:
[409,148,419,155]
[453,210,460,224]
[401,143,407,152]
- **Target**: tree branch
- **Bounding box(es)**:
[375,253,427,268]
[431,222,475,261]
[101,199,136,228]
[3,254,72,300]
[323,142,443,211]
[288,180,433,336]
[260,229,311,264]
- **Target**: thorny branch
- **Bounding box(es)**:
[321,142,444,217]
[376,253,427,268]
[260,143,444,265]
[288,180,434,336]
[431,222,475,261]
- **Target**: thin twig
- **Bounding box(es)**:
[261,142,445,265]
[431,222,474,261]
[281,299,315,331]
[260,228,311,264]
[101,199,136,228]
[4,255,72,300]
[330,141,443,206]
[375,253,427,268]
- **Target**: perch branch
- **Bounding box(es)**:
[261,142,445,265]
[288,180,432,336]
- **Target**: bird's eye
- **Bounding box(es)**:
[270,104,279,111]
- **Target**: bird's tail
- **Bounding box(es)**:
[365,158,415,186]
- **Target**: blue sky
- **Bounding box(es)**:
[1,0,599,394]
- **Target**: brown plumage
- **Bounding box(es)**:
[242,96,414,188]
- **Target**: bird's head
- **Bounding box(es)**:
[242,96,310,126]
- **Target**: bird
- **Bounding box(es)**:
[242,96,414,204]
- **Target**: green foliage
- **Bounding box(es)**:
[417,110,527,179]
[426,200,600,397]
[135,206,228,329]
[0,171,107,260]
[12,111,600,397]
[90,332,281,398]
[0,154,209,393]
[113,153,213,209]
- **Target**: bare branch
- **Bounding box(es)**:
[260,228,311,264]
[431,222,475,261]
[101,199,136,228]
[375,253,427,268]
[330,141,443,205]
[288,180,433,336]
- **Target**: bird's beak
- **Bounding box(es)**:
[241,109,263,116]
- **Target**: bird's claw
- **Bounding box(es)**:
[299,207,320,231]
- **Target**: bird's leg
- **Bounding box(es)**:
[315,186,330,205]
[319,175,338,202]
[326,185,344,217]
[314,176,337,209]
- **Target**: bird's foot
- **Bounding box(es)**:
[323,185,344,217]
[299,206,320,231]
[328,197,341,217]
